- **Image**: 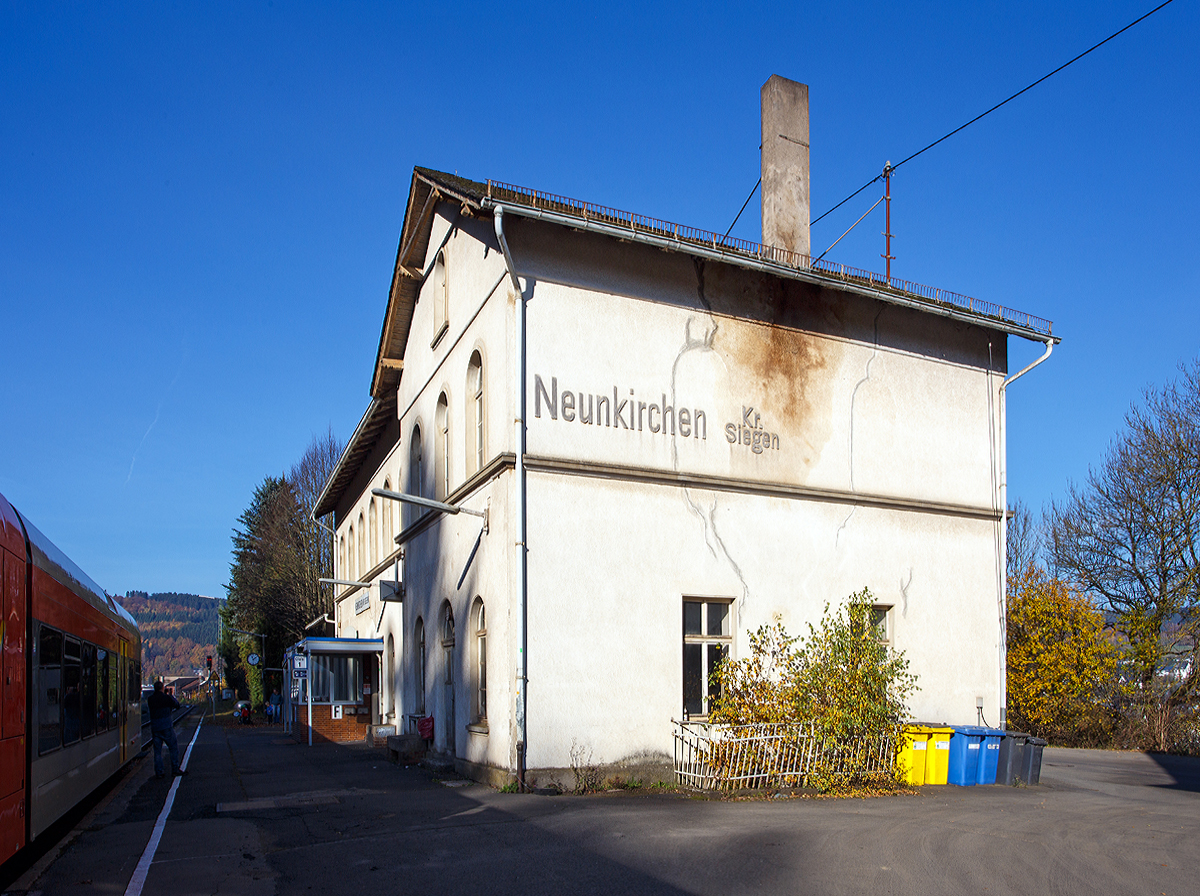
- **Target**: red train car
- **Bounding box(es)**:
[0,491,141,866]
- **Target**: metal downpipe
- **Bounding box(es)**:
[494,206,528,789]
[997,337,1054,728]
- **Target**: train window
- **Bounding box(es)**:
[97,649,110,732]
[109,652,119,728]
[63,637,81,746]
[129,661,141,704]
[38,626,63,754]
[81,642,96,739]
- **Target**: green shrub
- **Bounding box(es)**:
[710,588,917,792]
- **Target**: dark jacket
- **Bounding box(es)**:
[147,689,181,729]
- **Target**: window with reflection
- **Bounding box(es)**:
[682,599,732,719]
[467,351,484,475]
[436,393,450,500]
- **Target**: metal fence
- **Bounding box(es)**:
[485,178,1054,338]
[673,720,897,791]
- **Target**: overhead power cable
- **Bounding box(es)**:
[723,178,761,239]
[802,0,1177,228]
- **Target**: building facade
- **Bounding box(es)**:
[314,76,1056,787]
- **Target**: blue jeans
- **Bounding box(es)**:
[152,724,180,775]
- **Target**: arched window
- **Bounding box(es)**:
[386,633,395,721]
[432,250,448,344]
[415,617,426,715]
[382,478,394,548]
[472,598,486,723]
[441,604,455,752]
[408,426,423,528]
[348,524,356,581]
[368,498,378,570]
[409,425,423,495]
[467,351,484,475]
[339,535,346,592]
[436,392,450,500]
[357,511,366,579]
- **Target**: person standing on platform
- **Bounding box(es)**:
[268,687,282,724]
[147,680,187,778]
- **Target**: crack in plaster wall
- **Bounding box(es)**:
[836,306,885,548]
[674,262,748,618]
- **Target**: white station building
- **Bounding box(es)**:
[311,75,1057,788]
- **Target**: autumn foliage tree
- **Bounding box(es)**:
[1006,564,1118,745]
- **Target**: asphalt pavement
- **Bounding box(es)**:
[6,715,1198,896]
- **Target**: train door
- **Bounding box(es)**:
[1,548,25,738]
[1,547,28,862]
[117,639,128,763]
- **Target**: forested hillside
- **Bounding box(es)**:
[116,591,223,680]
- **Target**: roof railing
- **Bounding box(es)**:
[485,178,1053,337]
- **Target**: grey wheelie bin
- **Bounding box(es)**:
[1020,736,1047,785]
[996,731,1029,785]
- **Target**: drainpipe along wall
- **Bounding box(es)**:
[997,337,1054,728]
[494,207,528,788]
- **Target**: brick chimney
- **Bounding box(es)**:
[761,75,810,260]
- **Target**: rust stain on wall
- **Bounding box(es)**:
[713,318,840,473]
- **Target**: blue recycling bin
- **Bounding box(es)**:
[947,726,984,786]
[975,727,1005,784]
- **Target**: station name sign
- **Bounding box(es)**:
[533,374,779,454]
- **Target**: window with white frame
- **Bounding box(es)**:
[368,498,378,570]
[357,511,366,578]
[870,604,892,648]
[682,598,732,718]
[431,250,448,346]
[467,351,484,475]
[414,617,426,715]
[382,478,394,549]
[472,598,486,724]
[408,425,423,526]
[307,654,362,704]
[386,634,395,721]
[436,392,450,500]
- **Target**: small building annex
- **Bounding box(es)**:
[311,75,1057,788]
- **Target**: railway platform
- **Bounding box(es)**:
[6,717,1200,896]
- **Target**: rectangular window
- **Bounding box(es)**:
[97,649,110,732]
[870,605,892,648]
[63,637,81,745]
[309,655,362,704]
[80,642,96,739]
[682,599,732,718]
[129,660,141,723]
[38,625,63,754]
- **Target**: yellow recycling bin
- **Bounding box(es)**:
[898,725,932,785]
[898,725,953,785]
[923,726,952,785]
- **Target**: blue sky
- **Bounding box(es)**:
[2,1,1196,599]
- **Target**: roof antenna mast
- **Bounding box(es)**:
[881,161,895,281]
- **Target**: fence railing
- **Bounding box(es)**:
[673,720,897,791]
[485,178,1054,338]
